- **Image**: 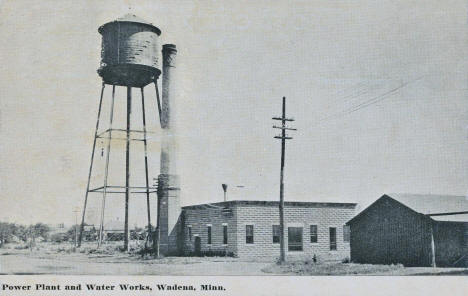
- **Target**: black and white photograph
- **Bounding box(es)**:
[1,0,468,295]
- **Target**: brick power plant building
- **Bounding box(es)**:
[163,200,356,261]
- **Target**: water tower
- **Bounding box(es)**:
[78,14,181,253]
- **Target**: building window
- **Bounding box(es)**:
[288,227,303,251]
[188,226,192,241]
[272,225,280,243]
[343,225,350,242]
[207,225,212,245]
[246,225,254,244]
[223,225,228,245]
[329,227,337,250]
[310,225,318,243]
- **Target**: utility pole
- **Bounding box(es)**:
[272,96,296,263]
[73,207,80,250]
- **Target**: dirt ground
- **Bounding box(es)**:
[0,242,270,275]
[0,242,467,275]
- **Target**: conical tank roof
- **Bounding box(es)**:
[98,14,161,35]
[116,13,152,25]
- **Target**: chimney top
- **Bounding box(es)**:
[162,44,177,52]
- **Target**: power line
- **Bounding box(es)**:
[312,76,423,127]
[342,76,423,115]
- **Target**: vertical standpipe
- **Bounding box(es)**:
[157,44,181,255]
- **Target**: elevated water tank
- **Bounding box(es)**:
[98,14,161,87]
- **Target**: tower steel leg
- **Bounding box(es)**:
[141,87,152,240]
[154,79,162,127]
[124,86,132,251]
[98,85,116,248]
[153,79,162,256]
[78,83,105,247]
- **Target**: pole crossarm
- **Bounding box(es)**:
[272,117,295,121]
[273,125,297,131]
[274,136,293,140]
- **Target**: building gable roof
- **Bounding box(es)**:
[347,194,468,224]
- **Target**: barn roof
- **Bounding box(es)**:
[348,194,468,224]
[389,193,468,222]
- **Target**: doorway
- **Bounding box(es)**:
[194,236,201,256]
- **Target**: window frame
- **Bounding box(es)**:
[245,225,254,244]
[288,226,303,252]
[223,224,228,245]
[207,225,212,245]
[187,225,192,242]
[272,225,280,244]
[310,224,318,243]
[329,227,337,251]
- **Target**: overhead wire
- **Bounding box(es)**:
[311,76,423,127]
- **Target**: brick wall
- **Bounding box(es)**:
[235,204,355,261]
[182,205,237,256]
[158,175,181,255]
[181,202,355,261]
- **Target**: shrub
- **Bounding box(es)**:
[14,244,29,250]
[50,233,68,243]
[186,250,234,257]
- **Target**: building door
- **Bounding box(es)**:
[329,227,337,250]
[194,236,201,256]
[288,227,303,251]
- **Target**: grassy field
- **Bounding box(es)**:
[262,261,468,276]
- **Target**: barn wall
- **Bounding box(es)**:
[349,196,433,267]
[433,221,467,267]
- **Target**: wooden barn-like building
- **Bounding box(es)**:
[346,194,468,267]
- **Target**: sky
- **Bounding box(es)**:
[1,0,467,227]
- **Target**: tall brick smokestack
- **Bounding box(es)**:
[160,44,177,173]
[157,44,181,255]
